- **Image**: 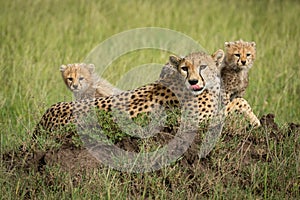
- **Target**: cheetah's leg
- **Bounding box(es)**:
[224,97,261,127]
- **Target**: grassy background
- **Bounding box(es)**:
[0,0,299,198]
[1,0,299,145]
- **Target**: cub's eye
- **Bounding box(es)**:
[181,66,188,72]
[200,65,207,70]
[67,77,73,81]
[234,53,240,57]
[246,53,251,57]
[79,77,84,81]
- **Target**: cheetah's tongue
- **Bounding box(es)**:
[191,85,201,90]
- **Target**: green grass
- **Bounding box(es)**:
[1,0,299,199]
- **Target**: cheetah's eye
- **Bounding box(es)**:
[181,66,188,72]
[67,77,73,82]
[199,65,207,70]
[246,53,251,57]
[79,77,84,81]
[234,54,240,58]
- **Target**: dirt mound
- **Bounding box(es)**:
[2,113,294,172]
[2,113,299,197]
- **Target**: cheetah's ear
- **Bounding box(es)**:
[169,55,183,67]
[212,49,225,67]
[224,42,231,48]
[59,64,67,72]
[250,41,256,47]
[85,63,95,73]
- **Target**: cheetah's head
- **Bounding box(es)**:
[225,40,256,70]
[169,49,224,95]
[60,63,95,94]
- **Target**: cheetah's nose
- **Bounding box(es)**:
[241,60,246,65]
[188,79,198,85]
[73,85,78,89]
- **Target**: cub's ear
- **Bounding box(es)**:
[85,63,95,73]
[250,41,256,47]
[169,55,183,67]
[224,41,235,49]
[59,64,67,72]
[212,49,225,67]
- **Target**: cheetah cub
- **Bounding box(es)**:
[220,39,256,104]
[60,63,122,100]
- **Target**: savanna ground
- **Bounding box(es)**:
[0,0,299,199]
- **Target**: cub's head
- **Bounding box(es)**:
[60,63,95,93]
[224,40,256,70]
[168,49,224,95]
